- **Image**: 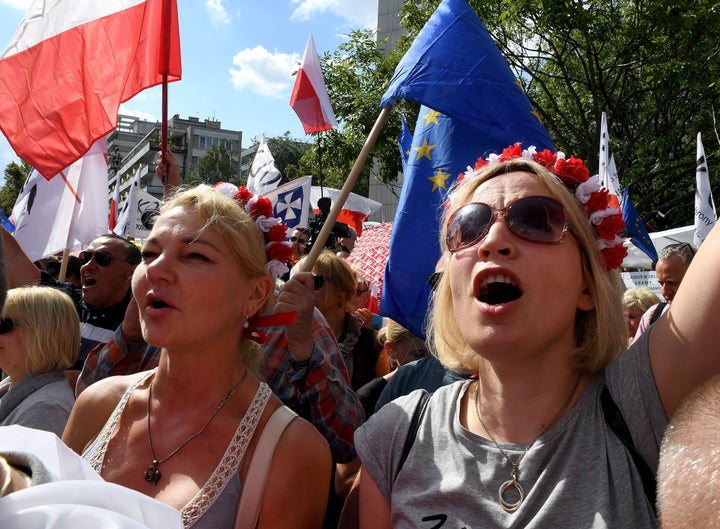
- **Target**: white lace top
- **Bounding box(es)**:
[84,370,272,528]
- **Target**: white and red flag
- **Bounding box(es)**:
[0,0,181,179]
[10,138,110,262]
[290,34,337,134]
[310,186,381,236]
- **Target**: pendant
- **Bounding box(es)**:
[144,460,161,484]
[498,476,524,513]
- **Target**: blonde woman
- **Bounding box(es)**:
[0,286,79,436]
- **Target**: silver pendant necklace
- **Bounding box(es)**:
[143,368,248,485]
[474,374,581,513]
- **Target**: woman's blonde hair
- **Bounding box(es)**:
[160,187,271,371]
[3,286,80,373]
[376,318,417,348]
[428,159,627,374]
[623,286,661,313]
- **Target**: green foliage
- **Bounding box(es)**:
[0,161,30,216]
[186,140,239,185]
[265,132,312,182]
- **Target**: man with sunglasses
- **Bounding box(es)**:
[1,230,141,369]
[289,226,309,267]
[633,242,696,341]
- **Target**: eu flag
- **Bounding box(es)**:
[621,187,658,263]
[380,0,554,339]
[398,114,413,173]
[381,0,553,150]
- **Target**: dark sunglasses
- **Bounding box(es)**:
[446,195,569,253]
[313,274,325,290]
[78,250,124,267]
[0,317,17,334]
[290,236,308,244]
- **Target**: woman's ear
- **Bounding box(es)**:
[245,275,274,317]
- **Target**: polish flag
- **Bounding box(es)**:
[310,186,382,236]
[0,0,181,180]
[290,34,337,134]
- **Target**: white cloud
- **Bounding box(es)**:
[118,104,158,123]
[291,0,377,28]
[0,0,31,10]
[205,0,231,24]
[229,46,299,98]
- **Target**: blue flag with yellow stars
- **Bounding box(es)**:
[621,187,658,263]
[381,0,553,149]
[398,114,413,173]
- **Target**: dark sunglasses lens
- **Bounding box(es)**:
[0,318,14,334]
[94,251,113,266]
[313,275,325,290]
[446,203,493,252]
[507,197,566,243]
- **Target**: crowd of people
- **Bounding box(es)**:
[0,144,719,529]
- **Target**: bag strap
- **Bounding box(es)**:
[233,405,297,529]
[393,391,432,484]
[649,302,667,325]
[600,386,657,511]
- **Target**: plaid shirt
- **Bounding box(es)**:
[77,308,364,463]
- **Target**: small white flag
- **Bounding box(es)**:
[264,175,312,230]
[599,111,622,199]
[113,170,161,240]
[694,132,716,246]
[10,138,109,261]
[248,135,282,196]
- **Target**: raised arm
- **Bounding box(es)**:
[1,227,40,288]
[651,223,720,418]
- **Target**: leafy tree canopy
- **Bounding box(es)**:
[0,161,30,216]
[186,140,239,186]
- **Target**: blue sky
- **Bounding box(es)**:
[0,0,379,169]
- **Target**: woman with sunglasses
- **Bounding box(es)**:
[354,144,720,528]
[0,286,80,436]
[63,186,331,529]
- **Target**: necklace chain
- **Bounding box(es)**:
[474,374,582,513]
[143,368,249,485]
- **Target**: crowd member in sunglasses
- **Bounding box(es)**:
[353,144,720,528]
[1,229,140,369]
[289,226,310,268]
[63,185,331,529]
[632,242,695,342]
[0,286,80,436]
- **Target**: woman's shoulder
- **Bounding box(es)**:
[78,370,148,406]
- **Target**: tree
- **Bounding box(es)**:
[186,140,239,185]
[265,132,312,182]
[0,161,30,216]
[398,0,720,231]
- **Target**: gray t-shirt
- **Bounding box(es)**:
[355,331,665,528]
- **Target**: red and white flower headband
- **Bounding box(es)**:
[451,143,628,271]
[206,182,294,280]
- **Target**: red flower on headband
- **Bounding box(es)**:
[532,149,557,170]
[267,224,288,242]
[554,155,590,185]
[235,186,253,206]
[585,189,610,213]
[602,245,628,271]
[250,196,274,220]
[267,241,294,262]
[474,157,489,170]
[595,213,625,240]
[499,143,523,161]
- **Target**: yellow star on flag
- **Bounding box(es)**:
[414,139,436,161]
[428,168,451,192]
[421,109,440,127]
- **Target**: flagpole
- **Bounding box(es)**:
[159,0,172,183]
[299,106,391,272]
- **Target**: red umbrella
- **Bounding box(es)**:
[347,222,393,306]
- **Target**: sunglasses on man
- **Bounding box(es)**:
[78,250,133,267]
[446,195,570,253]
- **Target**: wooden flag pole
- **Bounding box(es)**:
[299,106,391,272]
[58,248,70,282]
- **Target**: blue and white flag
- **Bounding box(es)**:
[264,175,312,230]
